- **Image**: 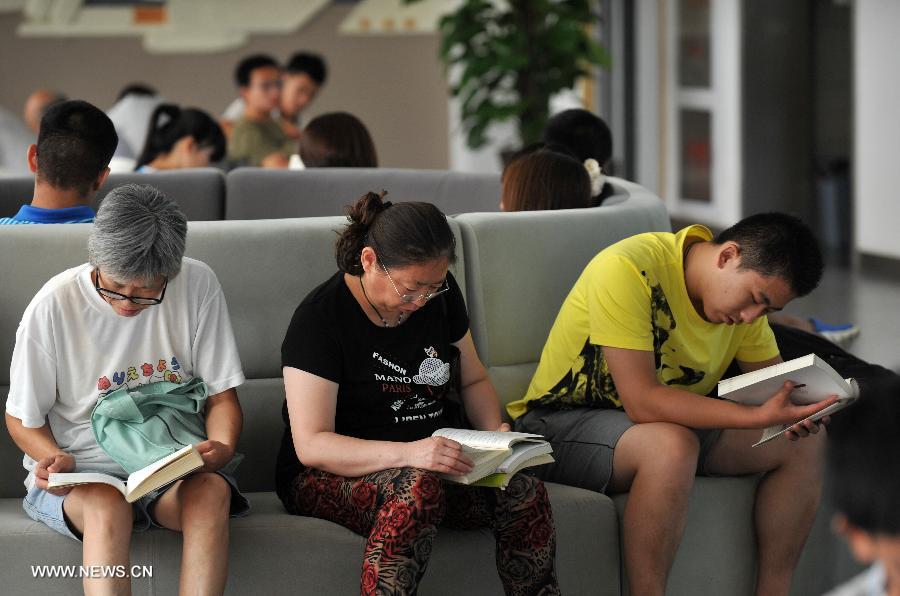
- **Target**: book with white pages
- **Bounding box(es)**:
[47,444,204,503]
[431,428,554,487]
[717,354,859,447]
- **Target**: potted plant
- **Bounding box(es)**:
[407,0,610,150]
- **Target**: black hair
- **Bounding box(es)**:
[286,52,327,85]
[300,112,377,168]
[335,191,456,276]
[36,100,118,195]
[714,212,823,297]
[135,104,226,169]
[502,148,591,212]
[116,83,158,102]
[235,54,280,88]
[826,377,900,535]
[543,109,613,167]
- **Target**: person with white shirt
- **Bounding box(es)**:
[5,184,248,595]
[824,380,900,596]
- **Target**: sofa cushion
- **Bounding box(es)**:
[225,167,502,219]
[0,169,225,221]
[0,483,618,595]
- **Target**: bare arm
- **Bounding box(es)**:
[284,367,473,478]
[736,354,783,373]
[5,413,74,493]
[454,331,508,431]
[198,388,243,472]
[602,346,836,429]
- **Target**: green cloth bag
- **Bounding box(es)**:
[90,378,211,474]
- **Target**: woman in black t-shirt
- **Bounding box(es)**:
[276,192,559,595]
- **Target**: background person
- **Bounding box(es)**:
[135,104,226,172]
[297,111,377,168]
[0,100,117,225]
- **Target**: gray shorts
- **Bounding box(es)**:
[514,407,722,494]
[22,471,250,542]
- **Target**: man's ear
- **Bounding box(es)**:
[92,167,111,193]
[716,241,741,270]
[26,144,38,173]
[833,514,878,564]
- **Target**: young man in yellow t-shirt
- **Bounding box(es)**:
[509,213,836,596]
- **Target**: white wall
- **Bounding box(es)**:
[855,0,900,259]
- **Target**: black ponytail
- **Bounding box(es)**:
[335,191,456,275]
[135,104,226,170]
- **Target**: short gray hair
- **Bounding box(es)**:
[88,184,187,282]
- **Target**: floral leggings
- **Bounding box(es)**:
[277,466,559,596]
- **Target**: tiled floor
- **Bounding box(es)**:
[780,265,900,370]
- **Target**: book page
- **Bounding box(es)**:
[719,354,855,406]
[47,472,126,496]
[496,442,554,473]
[126,444,197,494]
[753,397,857,447]
[432,428,543,450]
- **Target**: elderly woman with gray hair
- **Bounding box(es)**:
[5,184,247,595]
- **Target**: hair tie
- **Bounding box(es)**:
[381,200,393,210]
[584,159,606,197]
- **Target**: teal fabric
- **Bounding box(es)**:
[91,378,210,474]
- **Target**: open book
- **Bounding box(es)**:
[48,444,204,503]
[431,428,554,489]
[718,354,859,447]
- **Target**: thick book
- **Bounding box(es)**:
[431,428,554,489]
[48,444,204,503]
[717,354,859,447]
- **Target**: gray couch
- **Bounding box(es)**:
[224,167,502,219]
[0,177,858,595]
[0,168,226,221]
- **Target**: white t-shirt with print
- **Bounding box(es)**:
[5,258,245,489]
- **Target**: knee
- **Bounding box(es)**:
[504,474,551,508]
[74,484,132,525]
[647,423,701,469]
[181,473,231,516]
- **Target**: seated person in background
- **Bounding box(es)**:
[222,51,327,140]
[107,83,165,169]
[0,103,35,175]
[134,104,226,172]
[509,213,834,596]
[5,184,249,595]
[0,100,116,225]
[276,191,559,594]
[297,111,377,168]
[275,51,327,139]
[824,379,900,596]
[500,146,592,211]
[227,54,295,168]
[543,108,614,205]
[23,88,67,134]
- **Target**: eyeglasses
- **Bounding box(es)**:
[94,270,167,306]
[379,262,450,303]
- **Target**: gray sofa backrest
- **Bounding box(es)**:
[455,178,672,408]
[0,168,225,221]
[225,167,502,219]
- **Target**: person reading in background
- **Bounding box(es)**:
[227,54,294,168]
[135,104,226,172]
[0,100,116,225]
[297,111,377,168]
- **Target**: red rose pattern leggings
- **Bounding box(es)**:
[278,466,559,596]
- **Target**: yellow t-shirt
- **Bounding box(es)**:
[507,225,780,419]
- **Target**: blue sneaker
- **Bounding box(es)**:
[810,318,860,347]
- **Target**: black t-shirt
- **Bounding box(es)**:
[276,271,469,480]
